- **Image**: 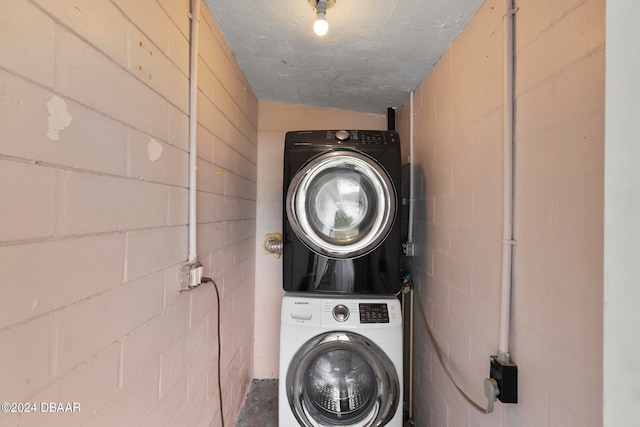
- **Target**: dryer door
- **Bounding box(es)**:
[286,331,399,427]
[286,151,396,259]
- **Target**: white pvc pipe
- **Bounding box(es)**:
[498,0,516,363]
[188,0,201,263]
[407,90,416,244]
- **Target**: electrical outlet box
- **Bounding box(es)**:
[490,355,518,404]
[179,263,191,291]
[179,261,203,291]
[189,262,203,287]
[402,241,415,257]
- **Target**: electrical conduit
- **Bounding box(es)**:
[498,0,516,364]
[188,5,225,425]
[407,90,416,422]
[188,0,201,263]
[407,90,416,246]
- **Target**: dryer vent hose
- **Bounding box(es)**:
[263,233,283,258]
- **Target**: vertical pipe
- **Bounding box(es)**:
[401,288,406,335]
[407,90,416,244]
[387,107,396,131]
[407,91,416,418]
[409,286,414,419]
[188,0,201,263]
[498,0,516,363]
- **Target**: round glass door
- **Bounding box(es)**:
[286,332,399,427]
[286,151,396,259]
[304,349,376,420]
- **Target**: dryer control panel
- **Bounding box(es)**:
[327,130,399,145]
[288,130,399,146]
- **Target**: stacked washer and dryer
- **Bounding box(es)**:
[279,130,404,426]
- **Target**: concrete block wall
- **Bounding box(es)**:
[397,0,604,425]
[0,0,257,426]
[254,100,386,378]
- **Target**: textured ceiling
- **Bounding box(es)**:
[205,0,485,114]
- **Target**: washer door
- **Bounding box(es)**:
[286,331,399,427]
[286,151,396,259]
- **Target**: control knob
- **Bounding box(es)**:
[335,130,351,142]
[332,304,350,322]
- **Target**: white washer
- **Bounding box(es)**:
[279,294,403,427]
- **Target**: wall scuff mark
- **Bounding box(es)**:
[46,95,72,141]
[147,138,163,162]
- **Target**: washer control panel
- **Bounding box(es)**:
[359,303,390,324]
[282,296,400,327]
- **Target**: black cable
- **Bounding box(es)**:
[202,277,225,427]
[403,275,487,414]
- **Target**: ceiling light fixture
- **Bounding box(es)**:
[310,0,335,36]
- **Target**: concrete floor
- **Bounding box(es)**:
[236,379,279,427]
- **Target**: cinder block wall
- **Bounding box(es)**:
[398,0,604,425]
[0,0,257,426]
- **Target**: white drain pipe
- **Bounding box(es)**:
[188,0,201,263]
[498,0,516,364]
